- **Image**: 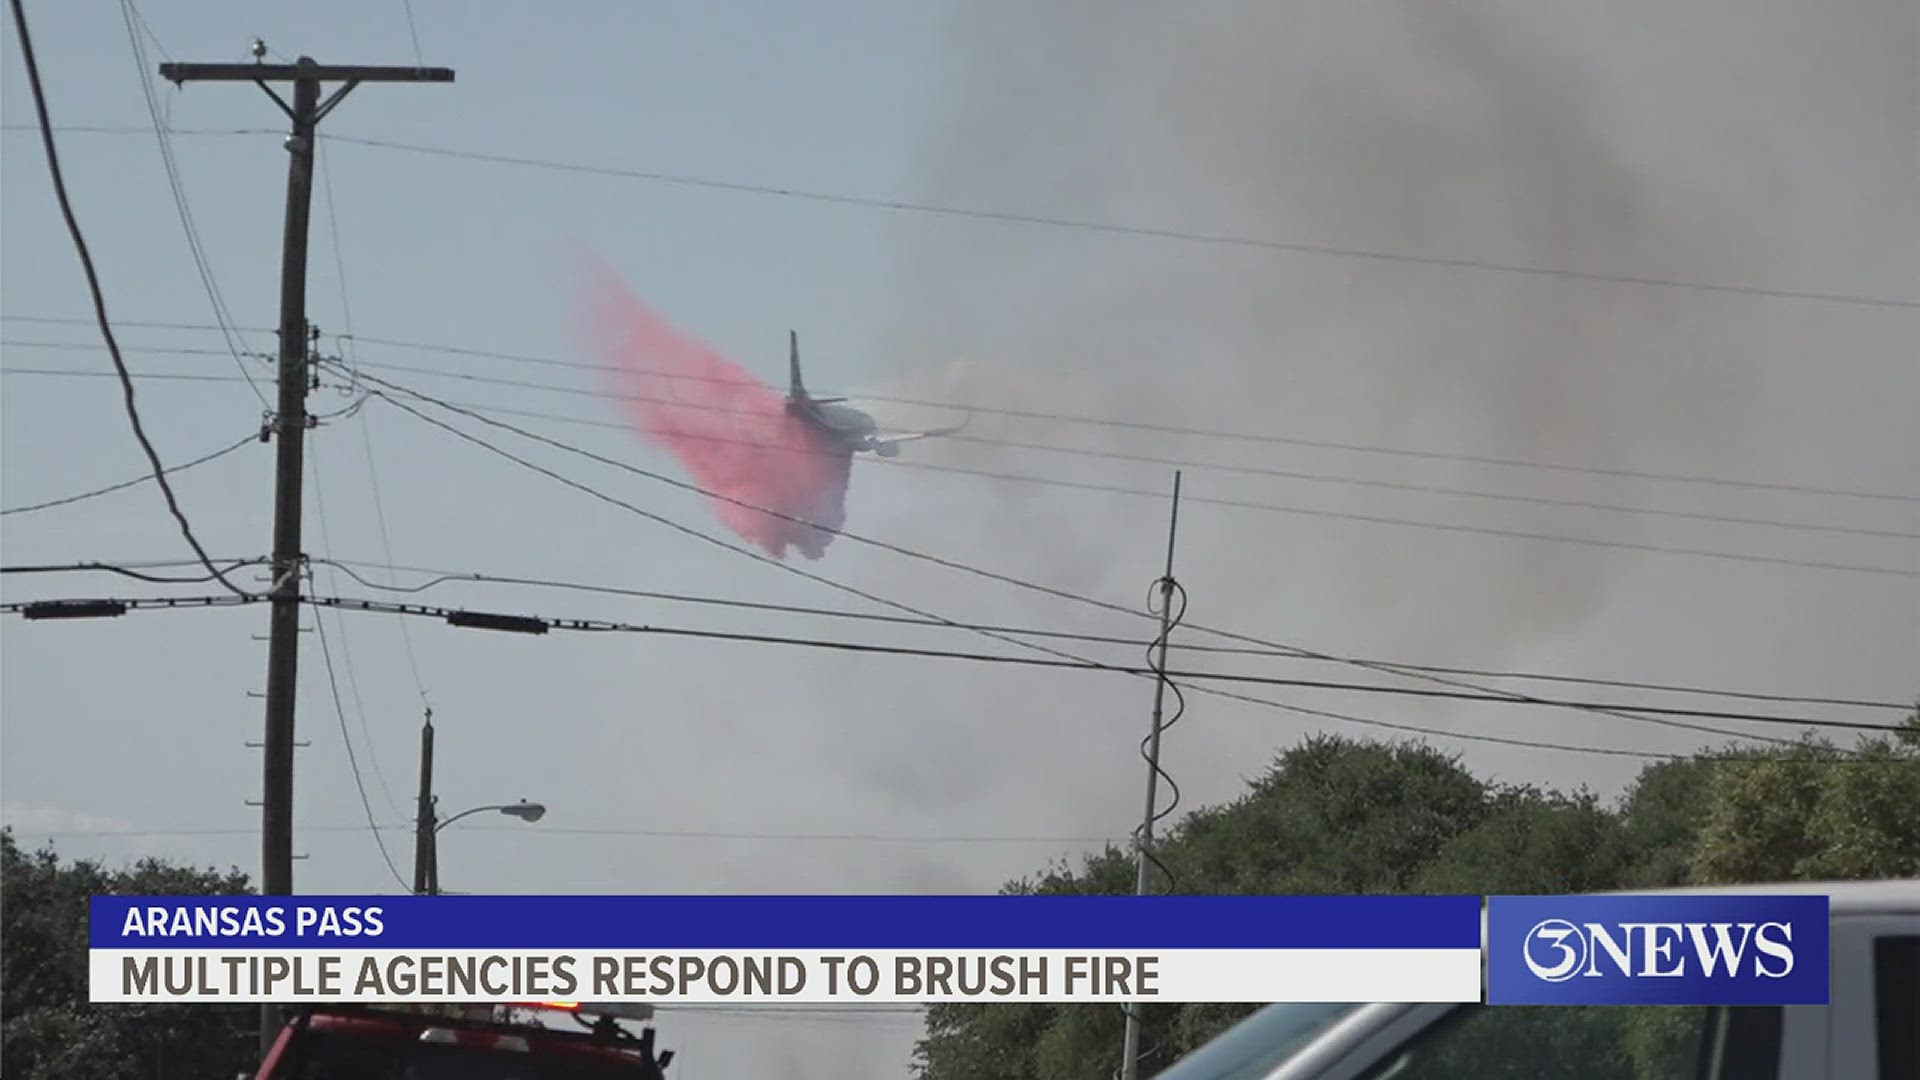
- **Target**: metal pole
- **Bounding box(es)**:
[1121,471,1182,1080]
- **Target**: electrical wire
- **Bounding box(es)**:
[1,126,1914,311]
[12,321,1919,507]
[288,388,1712,757]
[10,590,1907,758]
[321,351,1920,554]
[303,556,1916,713]
[345,330,1920,507]
[316,138,433,713]
[117,0,269,408]
[299,593,1681,761]
[4,0,251,599]
[8,822,1122,845]
[0,557,264,584]
[22,553,1911,712]
[329,335,1920,508]
[316,133,1920,311]
[0,594,261,614]
[1,434,255,515]
[296,594,1905,733]
[0,122,280,136]
[349,383,1717,760]
[350,374,1841,749]
[27,335,1918,560]
[399,0,424,66]
[1,364,260,384]
[308,441,404,818]
[309,584,412,892]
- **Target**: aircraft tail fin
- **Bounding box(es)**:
[788,330,805,402]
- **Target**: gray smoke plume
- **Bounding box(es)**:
[841,0,1918,810]
[578,5,1915,1076]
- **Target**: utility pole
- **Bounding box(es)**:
[1120,472,1183,1080]
[413,709,438,895]
[156,52,453,1054]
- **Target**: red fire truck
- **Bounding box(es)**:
[249,1001,674,1079]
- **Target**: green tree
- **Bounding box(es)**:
[1691,710,1920,883]
[1601,755,1718,888]
[915,737,1492,1079]
[1413,785,1622,894]
[2,828,260,1080]
[912,712,1920,1080]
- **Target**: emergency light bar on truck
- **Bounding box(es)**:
[517,1001,658,1022]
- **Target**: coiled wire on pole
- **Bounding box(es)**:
[1133,571,1188,895]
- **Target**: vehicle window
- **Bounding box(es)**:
[1352,1004,1781,1080]
[1876,936,1918,1080]
[1152,1002,1362,1080]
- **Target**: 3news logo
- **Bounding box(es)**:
[1485,894,1830,1005]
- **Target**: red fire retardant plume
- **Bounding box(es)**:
[575,256,850,560]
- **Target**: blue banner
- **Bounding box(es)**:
[91,894,1482,950]
[1486,894,1830,1005]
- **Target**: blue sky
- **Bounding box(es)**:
[4,1,1916,1075]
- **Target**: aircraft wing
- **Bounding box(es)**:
[876,425,962,445]
[871,423,966,457]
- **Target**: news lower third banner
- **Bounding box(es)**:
[89,895,1482,1005]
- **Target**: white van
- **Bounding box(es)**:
[1154,880,1920,1080]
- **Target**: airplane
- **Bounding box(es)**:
[782,331,962,457]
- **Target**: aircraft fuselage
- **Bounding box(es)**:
[788,397,892,454]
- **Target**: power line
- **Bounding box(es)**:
[14,554,1906,713]
[938,434,1920,541]
[5,0,250,599]
[300,594,1904,733]
[6,822,1121,845]
[117,0,269,408]
[315,134,1920,312]
[1,433,255,515]
[11,590,1906,758]
[347,377,1855,749]
[399,0,424,66]
[308,440,404,819]
[1,364,260,384]
[281,396,1708,760]
[5,125,1916,312]
[336,392,1918,564]
[303,556,1916,713]
[2,315,278,331]
[13,312,1826,755]
[308,360,1911,579]
[0,594,262,614]
[332,331,1920,506]
[1,557,265,585]
[316,138,433,712]
[12,321,1919,507]
[325,350,1920,545]
[310,582,412,892]
[0,122,280,136]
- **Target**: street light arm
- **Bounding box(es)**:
[434,800,546,833]
[434,804,509,833]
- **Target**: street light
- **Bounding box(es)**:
[414,800,546,895]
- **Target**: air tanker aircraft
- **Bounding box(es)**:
[783,331,961,456]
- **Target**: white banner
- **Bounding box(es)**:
[90,947,1480,1004]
